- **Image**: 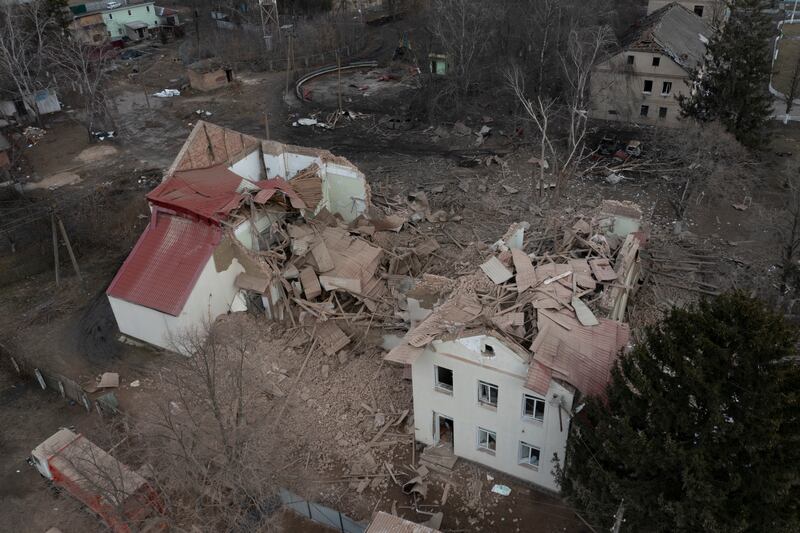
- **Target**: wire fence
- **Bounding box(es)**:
[2,344,117,416]
[279,488,366,533]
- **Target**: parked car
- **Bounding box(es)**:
[119,49,145,61]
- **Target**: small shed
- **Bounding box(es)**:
[187,59,234,92]
[124,21,150,41]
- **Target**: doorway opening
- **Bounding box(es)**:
[434,413,454,449]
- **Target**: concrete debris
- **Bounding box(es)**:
[452,121,471,136]
[152,89,180,97]
[97,372,119,389]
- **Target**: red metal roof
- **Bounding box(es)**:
[146,165,245,222]
[107,210,221,316]
[527,310,630,399]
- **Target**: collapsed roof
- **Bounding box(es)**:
[620,3,714,69]
[107,121,373,316]
[385,208,643,401]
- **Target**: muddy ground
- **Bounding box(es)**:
[1,22,797,533]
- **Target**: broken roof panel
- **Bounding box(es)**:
[527,310,630,399]
[147,165,245,222]
[620,3,713,69]
[480,256,514,284]
[366,511,441,533]
[107,210,221,316]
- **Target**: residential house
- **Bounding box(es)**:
[647,0,727,26]
[385,213,641,492]
[154,5,179,26]
[68,13,108,44]
[69,0,160,42]
[106,121,370,352]
[590,3,714,126]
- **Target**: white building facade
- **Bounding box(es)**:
[411,333,574,492]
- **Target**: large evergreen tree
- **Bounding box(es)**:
[679,0,774,148]
[557,293,800,532]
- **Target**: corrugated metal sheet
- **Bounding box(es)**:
[527,310,629,398]
[147,164,245,222]
[106,210,221,316]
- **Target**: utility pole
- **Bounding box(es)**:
[51,212,60,286]
[194,8,200,55]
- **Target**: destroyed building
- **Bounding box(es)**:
[385,204,644,492]
[589,3,714,126]
[106,121,373,351]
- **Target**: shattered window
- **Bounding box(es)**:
[523,394,546,422]
[435,365,453,392]
[478,381,498,407]
[478,427,496,452]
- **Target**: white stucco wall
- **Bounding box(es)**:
[260,149,367,222]
[109,255,247,352]
[411,335,574,492]
[229,150,263,183]
[590,50,690,126]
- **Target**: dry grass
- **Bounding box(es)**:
[774,34,800,95]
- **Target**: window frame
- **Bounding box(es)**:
[652,56,660,67]
[643,79,653,94]
[661,81,672,95]
[640,104,650,117]
[659,107,668,119]
[608,109,618,115]
[434,365,453,393]
[626,55,634,65]
[477,380,499,407]
[522,393,546,422]
[477,427,497,453]
[519,441,541,468]
[694,5,704,17]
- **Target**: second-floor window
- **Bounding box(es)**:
[435,365,453,392]
[626,55,634,65]
[523,394,546,422]
[478,381,498,407]
[652,56,660,67]
[643,80,653,94]
[662,81,672,95]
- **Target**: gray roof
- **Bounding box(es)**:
[621,3,714,70]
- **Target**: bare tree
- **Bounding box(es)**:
[47,34,116,136]
[0,0,57,124]
[506,25,614,209]
[427,0,497,98]
[139,319,279,530]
